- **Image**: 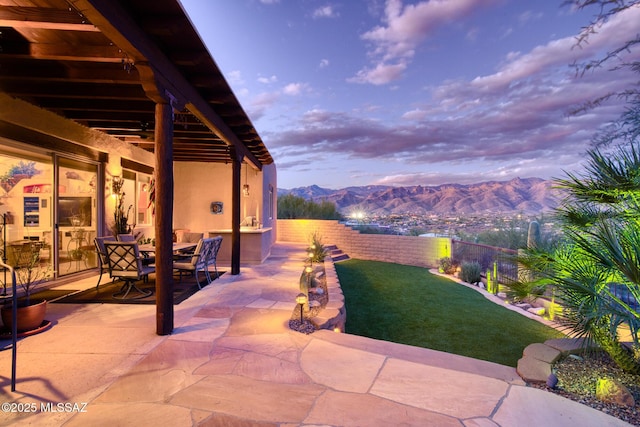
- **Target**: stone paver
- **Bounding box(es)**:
[170,375,325,423]
[370,358,509,418]
[523,342,562,363]
[305,389,461,426]
[300,339,386,393]
[493,385,628,426]
[516,355,552,383]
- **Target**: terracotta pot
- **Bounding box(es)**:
[1,299,47,333]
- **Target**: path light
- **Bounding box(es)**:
[296,293,307,323]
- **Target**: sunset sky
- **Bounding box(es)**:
[180,0,640,189]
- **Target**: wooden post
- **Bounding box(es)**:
[231,150,241,275]
[154,101,174,335]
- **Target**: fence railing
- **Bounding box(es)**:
[451,240,518,285]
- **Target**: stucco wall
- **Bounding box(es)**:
[277,219,451,268]
[174,161,277,243]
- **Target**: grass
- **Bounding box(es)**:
[334,259,564,367]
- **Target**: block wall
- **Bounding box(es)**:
[277,219,451,268]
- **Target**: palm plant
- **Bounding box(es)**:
[518,143,640,373]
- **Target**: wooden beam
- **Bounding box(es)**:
[154,101,175,336]
[0,119,107,162]
[4,81,148,100]
[2,42,124,62]
[33,98,153,112]
[231,149,242,275]
[0,6,100,32]
[0,63,141,84]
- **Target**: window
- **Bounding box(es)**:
[269,185,274,220]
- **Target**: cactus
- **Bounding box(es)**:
[527,221,541,249]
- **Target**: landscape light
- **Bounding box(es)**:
[296,293,307,323]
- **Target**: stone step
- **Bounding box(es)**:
[326,244,350,262]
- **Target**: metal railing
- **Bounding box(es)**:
[451,240,518,285]
[1,261,18,391]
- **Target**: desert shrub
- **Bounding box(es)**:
[438,257,458,275]
[308,231,328,262]
[460,261,482,284]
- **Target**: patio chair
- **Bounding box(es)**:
[207,236,223,281]
[104,241,155,299]
[118,233,155,265]
[94,235,116,289]
[176,232,203,257]
[8,241,40,268]
[173,237,217,288]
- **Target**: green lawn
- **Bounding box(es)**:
[335,259,564,367]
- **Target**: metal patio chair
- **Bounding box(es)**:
[94,235,116,289]
[104,241,155,300]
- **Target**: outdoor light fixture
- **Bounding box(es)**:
[296,293,307,323]
[243,164,250,197]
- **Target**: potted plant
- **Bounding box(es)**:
[1,245,53,332]
[110,177,134,236]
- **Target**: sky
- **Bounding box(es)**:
[179,0,640,190]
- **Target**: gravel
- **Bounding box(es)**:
[530,352,640,426]
[289,268,329,334]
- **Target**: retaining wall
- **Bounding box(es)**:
[277,219,451,268]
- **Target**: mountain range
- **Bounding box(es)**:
[278,177,562,215]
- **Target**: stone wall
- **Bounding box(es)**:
[277,219,451,268]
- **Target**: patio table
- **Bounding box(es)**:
[138,242,197,255]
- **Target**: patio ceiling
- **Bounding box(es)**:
[0,0,273,167]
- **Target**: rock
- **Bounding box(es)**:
[309,300,321,308]
[516,356,552,383]
[527,307,546,316]
[515,302,532,310]
[523,343,562,364]
[595,378,636,407]
[497,292,507,298]
[546,373,558,388]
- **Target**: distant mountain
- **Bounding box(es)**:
[278,177,562,215]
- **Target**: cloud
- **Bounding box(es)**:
[227,70,244,85]
[348,62,406,85]
[313,5,339,19]
[470,5,640,93]
[269,4,640,187]
[258,75,278,84]
[351,0,499,85]
[259,0,280,4]
[247,92,280,121]
[282,82,309,95]
[319,58,330,68]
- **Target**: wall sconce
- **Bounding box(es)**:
[296,293,308,323]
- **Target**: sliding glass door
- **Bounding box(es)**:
[57,158,98,276]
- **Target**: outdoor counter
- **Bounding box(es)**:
[208,227,273,264]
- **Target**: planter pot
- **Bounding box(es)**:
[1,299,47,333]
